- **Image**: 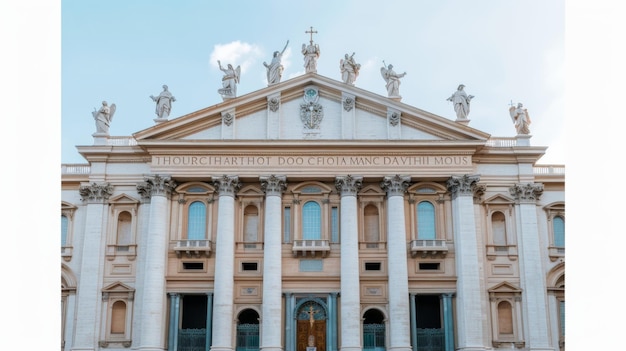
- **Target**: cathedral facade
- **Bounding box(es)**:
[61,72,565,351]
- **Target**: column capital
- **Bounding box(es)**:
[335,175,363,196]
[136,174,176,199]
[212,175,241,197]
[509,182,544,203]
[260,175,287,196]
[380,175,411,197]
[79,182,113,203]
[446,174,480,199]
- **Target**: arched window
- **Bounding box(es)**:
[363,309,386,351]
[116,211,132,245]
[302,201,322,240]
[187,201,207,240]
[417,201,436,240]
[491,211,507,246]
[243,205,259,243]
[497,301,513,336]
[553,216,564,247]
[236,309,259,351]
[61,215,68,246]
[364,205,380,243]
[111,301,126,334]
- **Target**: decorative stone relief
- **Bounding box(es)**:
[342,97,354,112]
[473,183,487,203]
[380,175,411,197]
[136,175,176,199]
[446,174,481,199]
[389,111,400,126]
[212,175,241,197]
[335,175,363,196]
[300,87,324,130]
[509,183,544,203]
[222,112,233,126]
[260,175,287,196]
[268,97,280,112]
[79,182,114,203]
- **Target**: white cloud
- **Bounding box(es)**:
[209,41,264,74]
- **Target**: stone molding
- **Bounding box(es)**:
[260,175,287,196]
[380,175,411,197]
[79,182,114,203]
[509,183,544,203]
[342,97,354,112]
[212,175,241,197]
[268,97,280,112]
[136,174,176,199]
[335,175,363,196]
[446,174,480,199]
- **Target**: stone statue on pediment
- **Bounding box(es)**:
[509,102,531,135]
[150,85,176,119]
[218,60,241,99]
[92,101,115,134]
[264,40,289,85]
[380,62,406,98]
[340,52,360,85]
[447,84,474,120]
[302,27,320,74]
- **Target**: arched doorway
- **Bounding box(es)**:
[236,309,260,351]
[296,300,327,351]
[363,309,386,351]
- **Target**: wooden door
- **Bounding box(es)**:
[296,320,326,351]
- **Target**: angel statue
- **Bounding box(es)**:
[340,52,361,85]
[509,102,531,135]
[92,100,116,134]
[217,60,241,99]
[380,62,407,98]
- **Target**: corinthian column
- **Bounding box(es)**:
[510,183,551,351]
[335,175,363,351]
[380,175,412,351]
[211,175,241,351]
[73,182,113,350]
[446,174,485,350]
[136,175,176,351]
[260,175,287,351]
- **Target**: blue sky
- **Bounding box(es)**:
[60,0,565,164]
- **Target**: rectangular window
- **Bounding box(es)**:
[283,207,291,243]
[242,262,258,271]
[331,206,339,243]
[183,262,204,270]
[419,263,440,270]
[365,262,381,271]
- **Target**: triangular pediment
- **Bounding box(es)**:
[488,281,522,294]
[483,194,515,205]
[133,73,490,145]
[108,193,140,205]
[102,282,135,293]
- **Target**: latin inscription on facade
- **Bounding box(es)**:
[154,155,470,167]
[151,154,472,174]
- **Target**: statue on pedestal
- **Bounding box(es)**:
[218,60,241,99]
[264,40,289,85]
[302,26,320,74]
[150,85,176,119]
[92,101,116,134]
[380,62,406,98]
[509,102,531,135]
[447,84,474,120]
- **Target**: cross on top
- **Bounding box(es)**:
[305,26,318,44]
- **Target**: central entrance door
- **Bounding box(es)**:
[296,301,326,351]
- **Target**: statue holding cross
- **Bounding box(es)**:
[302,26,320,73]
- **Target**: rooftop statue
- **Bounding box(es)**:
[340,52,360,85]
[150,85,176,119]
[447,84,474,120]
[217,60,241,99]
[92,101,116,134]
[302,26,320,74]
[509,102,531,135]
[380,62,407,98]
[264,40,289,86]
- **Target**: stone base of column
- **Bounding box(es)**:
[455,347,489,351]
[211,346,234,351]
[134,347,167,351]
[388,346,412,351]
[261,346,283,351]
[340,346,362,351]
